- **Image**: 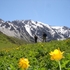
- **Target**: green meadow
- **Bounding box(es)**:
[0,32,70,70]
[0,31,27,51]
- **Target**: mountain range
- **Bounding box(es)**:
[0,18,70,42]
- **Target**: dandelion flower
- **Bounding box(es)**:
[19,58,30,69]
[49,49,64,61]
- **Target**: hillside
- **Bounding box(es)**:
[0,31,27,50]
[0,39,70,70]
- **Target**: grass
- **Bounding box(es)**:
[0,31,27,51]
[0,38,70,70]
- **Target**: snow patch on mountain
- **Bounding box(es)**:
[25,25,32,37]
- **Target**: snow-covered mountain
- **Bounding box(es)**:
[0,18,70,42]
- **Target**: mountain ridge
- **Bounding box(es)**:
[0,18,70,42]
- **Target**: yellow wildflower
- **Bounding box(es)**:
[19,58,30,69]
[6,50,9,52]
[16,47,19,50]
[49,49,64,61]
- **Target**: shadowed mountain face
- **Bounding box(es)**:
[0,19,70,42]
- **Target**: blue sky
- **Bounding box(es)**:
[0,0,70,27]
